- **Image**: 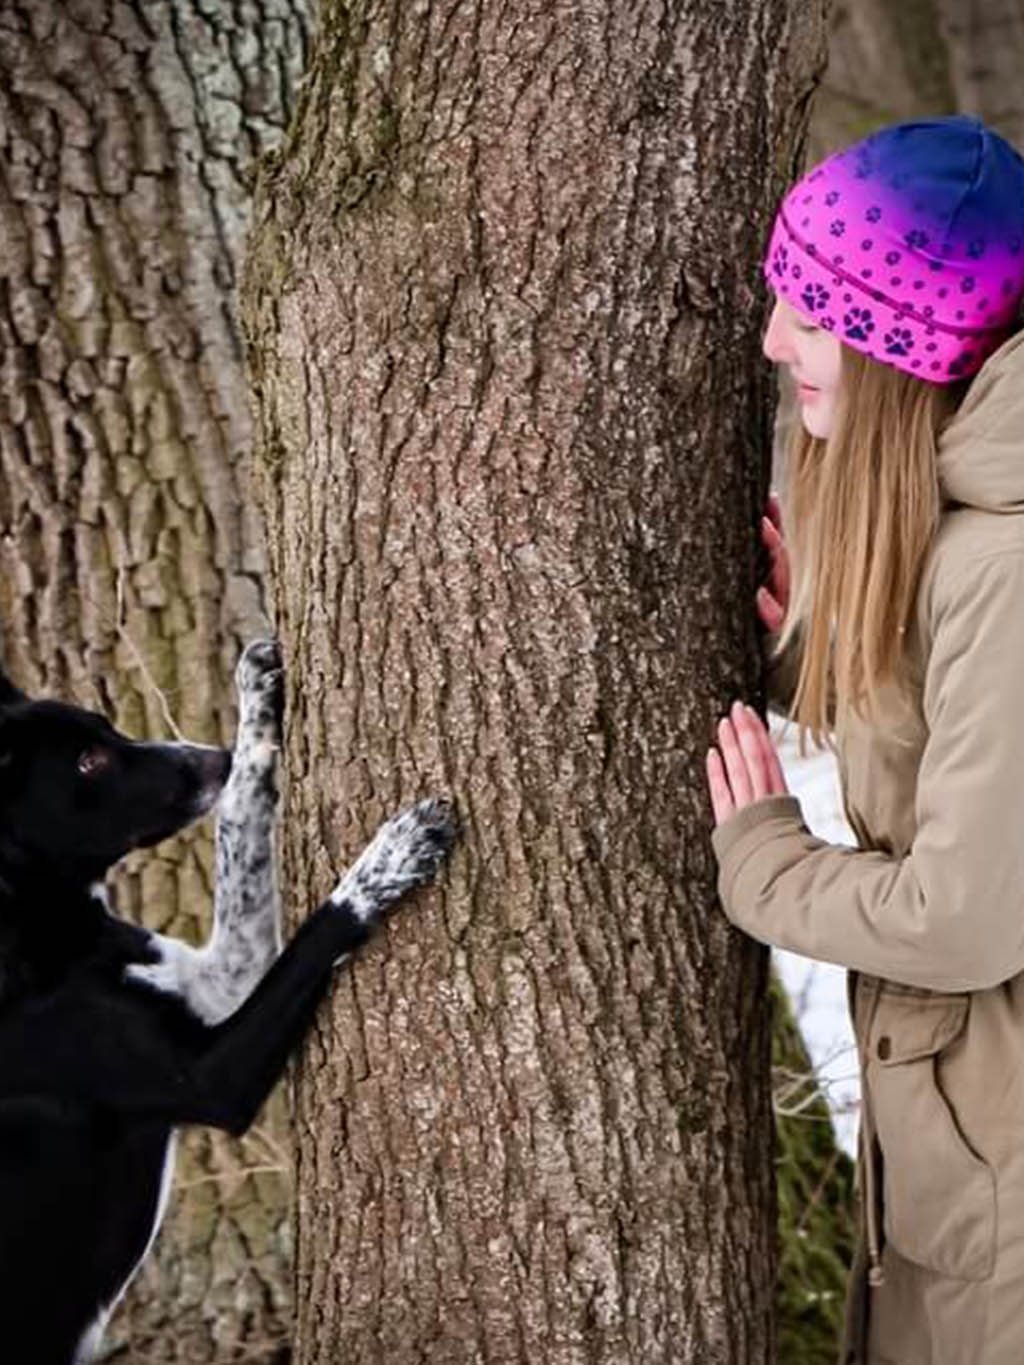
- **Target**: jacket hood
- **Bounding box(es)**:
[937,328,1024,511]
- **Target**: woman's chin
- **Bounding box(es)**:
[799,408,834,440]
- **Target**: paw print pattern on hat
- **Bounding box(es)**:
[771,243,789,279]
[802,283,831,312]
[843,308,875,341]
[761,116,1024,383]
[884,327,914,355]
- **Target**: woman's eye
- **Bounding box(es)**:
[77,747,112,777]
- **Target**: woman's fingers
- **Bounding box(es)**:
[731,703,772,801]
[761,516,791,607]
[743,704,789,796]
[717,711,755,808]
[756,585,785,632]
[707,703,789,827]
[761,514,783,552]
[766,489,783,532]
[705,748,734,825]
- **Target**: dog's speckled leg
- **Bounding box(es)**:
[126,641,283,1023]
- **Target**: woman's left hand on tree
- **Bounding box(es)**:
[706,701,789,827]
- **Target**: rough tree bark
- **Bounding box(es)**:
[0,2,311,1358]
[244,2,828,1360]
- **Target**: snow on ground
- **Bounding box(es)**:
[770,715,860,1156]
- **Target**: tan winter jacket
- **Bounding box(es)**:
[712,328,1024,1365]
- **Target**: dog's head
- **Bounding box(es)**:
[0,674,231,883]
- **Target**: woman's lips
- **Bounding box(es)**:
[797,382,820,401]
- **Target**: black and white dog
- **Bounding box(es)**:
[0,640,454,1363]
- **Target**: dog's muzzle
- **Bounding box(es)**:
[186,745,233,817]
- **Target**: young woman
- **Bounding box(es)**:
[705,116,1024,1364]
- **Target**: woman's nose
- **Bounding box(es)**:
[762,299,792,364]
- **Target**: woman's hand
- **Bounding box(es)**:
[706,701,789,827]
[757,490,790,633]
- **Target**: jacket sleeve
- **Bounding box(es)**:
[712,551,1024,992]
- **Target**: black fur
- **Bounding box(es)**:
[0,644,454,1363]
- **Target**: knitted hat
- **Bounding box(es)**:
[763,116,1024,383]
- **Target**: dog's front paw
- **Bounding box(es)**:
[331,797,457,923]
[381,797,457,887]
[235,639,284,743]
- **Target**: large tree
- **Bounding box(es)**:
[244,1,828,1360]
[0,2,311,1358]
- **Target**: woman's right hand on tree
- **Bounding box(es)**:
[757,490,789,633]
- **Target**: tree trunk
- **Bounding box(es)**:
[0,3,311,1358]
[244,1,827,1360]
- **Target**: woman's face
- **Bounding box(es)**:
[762,296,843,440]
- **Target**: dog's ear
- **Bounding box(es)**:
[0,667,27,786]
[0,711,14,782]
[0,669,27,709]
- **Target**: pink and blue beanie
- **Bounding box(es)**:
[763,115,1024,382]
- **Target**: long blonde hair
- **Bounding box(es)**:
[778,345,968,745]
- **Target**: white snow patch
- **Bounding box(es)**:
[771,715,860,1156]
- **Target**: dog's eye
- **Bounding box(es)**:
[77,747,112,777]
